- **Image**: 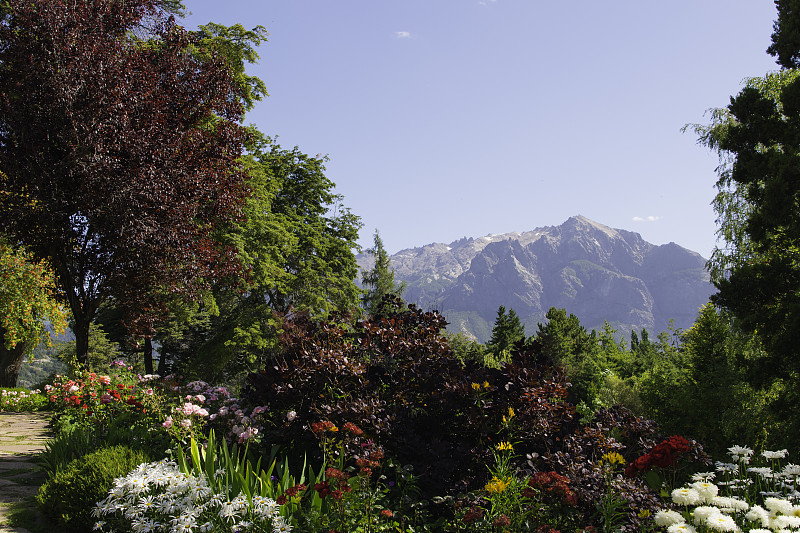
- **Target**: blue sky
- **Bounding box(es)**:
[183,1,779,258]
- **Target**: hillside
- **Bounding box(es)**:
[357,215,714,342]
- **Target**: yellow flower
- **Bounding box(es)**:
[497,441,513,452]
[471,382,481,392]
[507,407,515,419]
[482,381,490,389]
[329,425,338,432]
[484,476,508,493]
[638,509,651,519]
[601,452,625,465]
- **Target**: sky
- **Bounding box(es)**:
[182,1,780,258]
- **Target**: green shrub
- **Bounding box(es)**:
[39,424,96,476]
[36,444,150,532]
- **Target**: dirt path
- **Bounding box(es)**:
[0,412,52,533]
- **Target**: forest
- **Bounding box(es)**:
[2,0,800,532]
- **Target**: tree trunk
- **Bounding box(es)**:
[144,336,153,375]
[73,313,92,368]
[0,328,27,388]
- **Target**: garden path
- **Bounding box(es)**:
[0,412,53,533]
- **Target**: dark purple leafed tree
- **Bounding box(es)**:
[0,0,249,364]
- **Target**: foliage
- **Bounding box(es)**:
[0,240,67,387]
[361,231,405,318]
[242,302,692,530]
[164,137,362,382]
[688,3,800,451]
[0,0,251,363]
[36,444,151,532]
[487,305,526,356]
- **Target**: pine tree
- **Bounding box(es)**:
[361,231,405,318]
[487,305,525,354]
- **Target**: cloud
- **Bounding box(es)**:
[632,216,661,222]
[395,31,411,39]
[479,0,497,5]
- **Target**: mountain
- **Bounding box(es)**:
[356,215,715,342]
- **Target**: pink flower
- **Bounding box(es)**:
[162,416,173,428]
[181,419,191,429]
[145,389,153,396]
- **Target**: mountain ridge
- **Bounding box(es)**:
[357,215,714,343]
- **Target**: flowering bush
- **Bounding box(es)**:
[652,445,800,533]
[0,387,46,411]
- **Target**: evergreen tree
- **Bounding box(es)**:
[487,305,525,354]
[361,231,405,318]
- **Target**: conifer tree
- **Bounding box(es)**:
[487,305,525,354]
[361,231,405,318]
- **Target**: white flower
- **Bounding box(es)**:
[765,496,795,515]
[783,464,800,476]
[691,481,719,503]
[693,506,722,525]
[764,449,789,460]
[728,445,754,458]
[746,505,771,527]
[705,512,739,532]
[692,472,716,482]
[655,509,685,526]
[748,467,774,479]
[716,461,739,474]
[673,487,702,506]
[272,517,292,532]
[772,514,800,530]
[711,496,749,512]
[667,524,697,533]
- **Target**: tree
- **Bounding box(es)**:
[0,240,67,387]
[155,137,362,380]
[487,305,525,355]
[689,5,800,386]
[361,231,405,318]
[0,0,251,364]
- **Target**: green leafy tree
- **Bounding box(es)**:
[169,138,362,380]
[0,0,251,364]
[688,3,800,439]
[0,240,67,387]
[487,305,525,355]
[361,230,405,318]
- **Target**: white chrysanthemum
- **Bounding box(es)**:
[655,509,685,527]
[728,445,753,458]
[667,523,696,533]
[673,487,702,506]
[705,512,739,532]
[748,467,774,479]
[693,506,722,525]
[745,504,771,527]
[784,464,800,476]
[716,461,739,474]
[765,496,795,515]
[272,517,292,532]
[711,496,749,512]
[691,481,719,503]
[692,472,716,482]
[772,514,800,529]
[748,529,773,533]
[763,449,789,460]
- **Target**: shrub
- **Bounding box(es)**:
[36,444,150,532]
[242,303,707,530]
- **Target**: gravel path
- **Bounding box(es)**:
[0,412,52,533]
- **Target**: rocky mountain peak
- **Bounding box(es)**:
[356,216,714,342]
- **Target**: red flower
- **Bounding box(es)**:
[380,509,393,518]
[276,495,287,505]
